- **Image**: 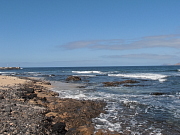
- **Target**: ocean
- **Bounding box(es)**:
[1,66,180,135]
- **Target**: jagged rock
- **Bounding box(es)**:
[103,80,139,87]
[66,76,82,81]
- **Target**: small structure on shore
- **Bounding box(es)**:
[0,67,21,70]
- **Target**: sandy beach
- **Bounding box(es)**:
[0,75,30,89]
[0,75,120,135]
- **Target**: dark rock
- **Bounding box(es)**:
[26,93,37,99]
[103,80,139,87]
[0,95,4,99]
[77,86,86,88]
[18,88,35,93]
[150,92,166,95]
[52,122,67,133]
[26,88,35,93]
[43,82,51,85]
[66,76,82,81]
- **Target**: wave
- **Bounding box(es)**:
[0,72,15,74]
[108,73,167,82]
[73,75,96,77]
[72,71,103,74]
[0,72,16,75]
[178,69,180,72]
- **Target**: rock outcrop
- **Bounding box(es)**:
[66,76,82,81]
[103,80,140,87]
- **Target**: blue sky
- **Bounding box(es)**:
[0,0,180,67]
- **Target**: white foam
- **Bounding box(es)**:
[108,73,167,82]
[73,75,96,77]
[0,72,15,74]
[178,69,180,72]
[72,71,103,74]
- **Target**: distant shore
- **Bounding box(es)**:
[0,67,21,70]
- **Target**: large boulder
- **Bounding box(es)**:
[66,76,81,81]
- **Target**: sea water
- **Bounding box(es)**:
[1,66,180,134]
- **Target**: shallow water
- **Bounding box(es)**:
[1,66,180,134]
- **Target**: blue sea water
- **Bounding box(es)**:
[1,66,180,134]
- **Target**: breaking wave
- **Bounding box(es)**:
[72,71,103,74]
[108,73,168,82]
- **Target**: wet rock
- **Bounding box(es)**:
[77,86,86,88]
[150,92,166,95]
[66,76,82,81]
[103,80,139,87]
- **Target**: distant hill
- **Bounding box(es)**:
[174,63,180,65]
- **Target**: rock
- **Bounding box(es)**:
[150,92,166,95]
[42,82,51,85]
[103,80,139,87]
[66,76,82,81]
[0,95,4,99]
[17,88,30,92]
[52,122,67,133]
[24,88,34,93]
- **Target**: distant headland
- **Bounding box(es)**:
[0,67,21,70]
[174,63,180,65]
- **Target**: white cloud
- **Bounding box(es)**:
[103,54,178,60]
[61,34,180,50]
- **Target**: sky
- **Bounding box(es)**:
[0,0,180,67]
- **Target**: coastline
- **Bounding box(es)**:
[0,75,119,135]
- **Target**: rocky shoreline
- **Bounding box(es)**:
[0,76,121,135]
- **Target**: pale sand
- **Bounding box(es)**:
[0,75,30,89]
[0,75,53,90]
